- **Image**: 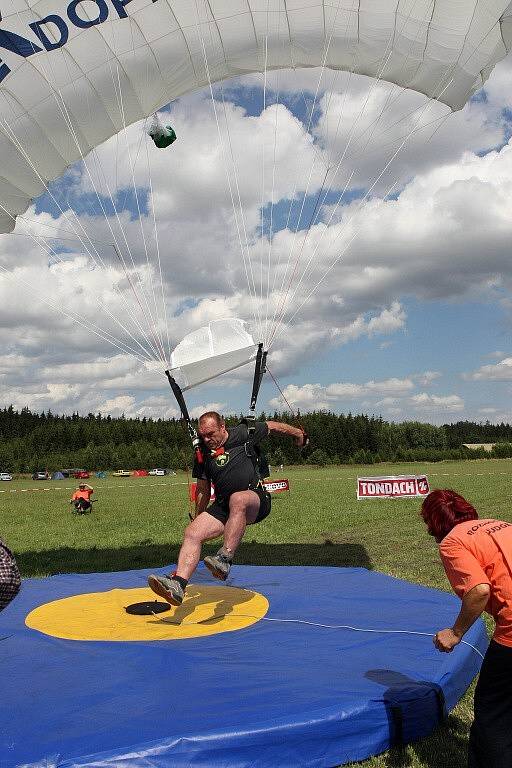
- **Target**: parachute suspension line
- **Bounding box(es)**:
[0,119,160,363]
[205,1,261,340]
[266,366,295,415]
[266,2,353,342]
[77,9,166,365]
[0,120,102,271]
[267,0,440,347]
[220,87,261,335]
[94,6,171,366]
[266,366,309,446]
[260,0,347,350]
[144,128,173,367]
[266,0,366,347]
[269,0,497,348]
[2,8,164,366]
[13,216,124,248]
[27,80,164,364]
[194,0,261,339]
[264,71,281,348]
[312,0,436,193]
[0,262,151,364]
[0,203,156,362]
[112,61,168,367]
[260,0,269,326]
[270,85,455,348]
[124,16,169,367]
[262,3,285,347]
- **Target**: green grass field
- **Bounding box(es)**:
[2,458,510,767]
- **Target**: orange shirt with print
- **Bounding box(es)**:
[72,489,93,501]
[440,519,512,648]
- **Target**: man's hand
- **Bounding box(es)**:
[433,628,461,652]
[293,431,307,447]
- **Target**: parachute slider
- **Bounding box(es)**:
[168,319,259,392]
[148,114,177,149]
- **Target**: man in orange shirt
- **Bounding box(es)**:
[420,488,512,768]
[70,483,94,513]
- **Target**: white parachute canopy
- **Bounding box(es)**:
[169,319,259,392]
[1,1,512,233]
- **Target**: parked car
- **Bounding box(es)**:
[0,472,12,481]
[112,470,131,477]
[149,468,166,476]
[32,471,49,480]
[73,471,90,479]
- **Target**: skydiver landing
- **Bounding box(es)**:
[148,411,306,605]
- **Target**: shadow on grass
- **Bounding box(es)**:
[18,541,372,578]
[372,714,469,768]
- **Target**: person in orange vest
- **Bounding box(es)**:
[420,488,512,768]
[70,483,94,513]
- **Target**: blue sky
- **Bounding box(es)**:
[2,58,512,425]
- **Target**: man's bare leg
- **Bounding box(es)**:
[148,512,224,604]
[175,512,225,581]
[221,490,261,557]
[204,491,261,580]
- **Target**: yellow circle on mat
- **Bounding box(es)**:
[25,584,269,641]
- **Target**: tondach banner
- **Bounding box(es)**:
[357,475,430,500]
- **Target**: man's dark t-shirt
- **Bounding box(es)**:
[192,422,269,504]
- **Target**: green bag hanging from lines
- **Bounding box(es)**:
[148,114,177,149]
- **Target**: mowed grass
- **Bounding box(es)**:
[1,458,510,768]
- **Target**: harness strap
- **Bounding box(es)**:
[165,370,203,464]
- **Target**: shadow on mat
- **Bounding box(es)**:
[18,541,372,578]
[361,669,470,768]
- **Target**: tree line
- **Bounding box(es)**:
[0,405,511,472]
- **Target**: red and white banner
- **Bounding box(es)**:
[357,474,430,499]
[189,479,290,502]
[264,479,290,494]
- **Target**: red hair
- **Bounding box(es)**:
[421,489,478,541]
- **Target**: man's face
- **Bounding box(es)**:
[198,418,227,450]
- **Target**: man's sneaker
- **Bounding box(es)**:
[147,574,184,606]
[204,553,232,581]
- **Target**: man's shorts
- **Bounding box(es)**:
[206,486,271,526]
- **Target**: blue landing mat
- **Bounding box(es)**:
[0,565,487,767]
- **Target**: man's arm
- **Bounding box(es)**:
[434,583,491,652]
[194,478,211,519]
[266,420,307,447]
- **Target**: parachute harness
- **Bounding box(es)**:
[165,369,202,521]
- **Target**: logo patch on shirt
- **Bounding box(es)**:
[214,451,229,467]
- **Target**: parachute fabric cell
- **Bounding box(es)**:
[169,318,259,391]
[0,1,512,233]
